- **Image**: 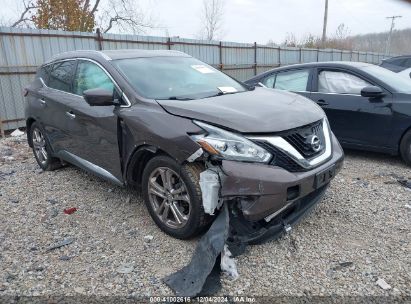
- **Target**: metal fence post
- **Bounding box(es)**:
[254,42,257,75]
[167,37,171,50]
[299,48,302,63]
[96,28,103,50]
[278,46,281,67]
[0,118,5,138]
[219,41,223,71]
[316,48,320,62]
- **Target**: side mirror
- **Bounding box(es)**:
[361,86,385,98]
[83,88,116,106]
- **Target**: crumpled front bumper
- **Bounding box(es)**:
[220,133,344,222]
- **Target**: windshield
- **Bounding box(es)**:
[113,56,246,100]
[361,65,411,94]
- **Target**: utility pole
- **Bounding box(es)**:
[385,15,402,55]
[322,0,328,45]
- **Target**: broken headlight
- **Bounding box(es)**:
[190,121,272,163]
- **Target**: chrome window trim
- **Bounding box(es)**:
[248,118,332,169]
[40,57,131,108]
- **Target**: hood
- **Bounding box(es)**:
[156,87,325,133]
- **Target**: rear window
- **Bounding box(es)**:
[48,60,76,93]
[37,66,51,85]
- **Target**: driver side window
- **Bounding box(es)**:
[73,60,115,96]
[318,70,371,95]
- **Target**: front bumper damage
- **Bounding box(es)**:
[164,133,344,297]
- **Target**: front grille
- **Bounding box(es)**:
[282,120,325,159]
[254,140,306,172]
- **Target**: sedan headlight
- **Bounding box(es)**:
[190,121,272,163]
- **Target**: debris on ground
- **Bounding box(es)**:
[125,196,131,204]
[10,129,25,137]
[376,278,392,290]
[144,235,154,243]
[163,204,229,297]
[397,179,411,189]
[46,238,74,252]
[405,204,411,210]
[117,263,134,274]
[331,261,354,271]
[63,207,77,215]
[220,245,239,280]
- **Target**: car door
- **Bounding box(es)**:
[310,68,393,148]
[65,59,122,180]
[260,68,313,100]
[38,60,78,153]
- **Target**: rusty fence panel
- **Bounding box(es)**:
[0,26,392,131]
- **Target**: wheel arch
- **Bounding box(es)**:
[399,125,411,152]
[125,145,176,189]
[26,117,36,147]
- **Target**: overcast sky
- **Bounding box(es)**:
[1,0,410,44]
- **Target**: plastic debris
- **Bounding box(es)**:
[376,278,391,290]
[46,238,74,252]
[187,148,204,162]
[405,204,411,210]
[64,207,77,215]
[144,235,154,243]
[220,245,239,280]
[163,204,229,297]
[117,263,134,274]
[199,169,222,215]
[10,129,25,137]
[398,179,411,189]
[331,261,353,271]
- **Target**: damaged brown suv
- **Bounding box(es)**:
[25,50,344,240]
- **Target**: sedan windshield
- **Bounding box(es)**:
[113,56,246,100]
[361,65,411,94]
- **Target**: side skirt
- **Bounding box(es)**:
[57,150,124,187]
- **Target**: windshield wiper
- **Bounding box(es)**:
[202,91,241,99]
[158,96,194,101]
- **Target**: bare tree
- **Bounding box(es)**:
[198,0,225,41]
[96,0,155,34]
[9,0,38,28]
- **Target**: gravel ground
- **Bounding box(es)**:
[0,134,410,299]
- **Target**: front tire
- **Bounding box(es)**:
[142,155,210,239]
[29,122,61,171]
[400,130,411,166]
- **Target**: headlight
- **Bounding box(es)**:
[190,121,272,163]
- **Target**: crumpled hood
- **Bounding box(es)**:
[156,87,325,133]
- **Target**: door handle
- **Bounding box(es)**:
[39,98,46,105]
[66,111,76,119]
[316,99,329,106]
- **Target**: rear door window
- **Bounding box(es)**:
[48,60,76,93]
[37,65,51,85]
[318,70,371,95]
[73,60,115,96]
[273,69,310,91]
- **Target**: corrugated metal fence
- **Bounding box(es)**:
[0,26,390,130]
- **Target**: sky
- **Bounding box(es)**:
[0,0,410,44]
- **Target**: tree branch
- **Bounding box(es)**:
[11,0,38,27]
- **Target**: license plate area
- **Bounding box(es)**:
[314,164,336,189]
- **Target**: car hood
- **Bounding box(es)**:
[156,87,325,133]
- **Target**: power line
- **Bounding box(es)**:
[385,15,402,55]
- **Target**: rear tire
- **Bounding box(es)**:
[400,129,411,166]
[142,155,210,239]
[29,122,62,171]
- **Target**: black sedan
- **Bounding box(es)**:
[245,62,411,165]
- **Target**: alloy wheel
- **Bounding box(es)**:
[32,128,48,166]
[148,167,191,229]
